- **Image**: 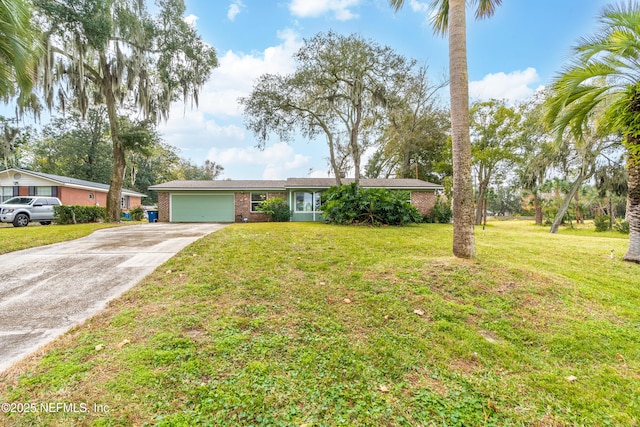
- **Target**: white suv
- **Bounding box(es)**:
[0,196,62,227]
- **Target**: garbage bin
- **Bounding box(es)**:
[121,212,131,220]
[147,210,158,223]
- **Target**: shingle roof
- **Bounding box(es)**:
[285,178,443,189]
[5,168,147,197]
[149,180,288,191]
[149,178,443,191]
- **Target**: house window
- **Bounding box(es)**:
[295,192,322,212]
[1,187,13,203]
[35,186,53,196]
[250,192,267,212]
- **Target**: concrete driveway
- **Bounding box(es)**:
[0,222,227,373]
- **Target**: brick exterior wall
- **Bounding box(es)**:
[411,191,437,216]
[58,187,107,206]
[7,180,141,208]
[158,192,170,222]
[57,188,142,208]
[16,185,109,206]
[235,192,286,222]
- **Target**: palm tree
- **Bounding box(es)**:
[390,0,502,259]
[0,0,38,102]
[546,2,640,263]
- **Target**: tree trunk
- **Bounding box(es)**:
[475,184,485,225]
[449,0,475,258]
[534,194,543,225]
[623,154,640,263]
[103,59,124,222]
[550,173,585,234]
[327,133,342,187]
[351,81,363,185]
[474,171,489,225]
[107,142,126,221]
[574,191,582,224]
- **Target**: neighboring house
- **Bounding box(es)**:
[149,178,443,223]
[0,168,146,208]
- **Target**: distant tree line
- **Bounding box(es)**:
[0,110,222,204]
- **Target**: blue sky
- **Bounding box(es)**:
[14,0,615,181]
[158,0,613,181]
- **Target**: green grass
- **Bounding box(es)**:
[0,222,142,255]
[1,221,638,426]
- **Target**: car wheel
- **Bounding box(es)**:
[40,221,52,225]
[13,213,29,227]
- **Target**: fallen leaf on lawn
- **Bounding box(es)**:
[616,353,626,362]
[116,339,131,349]
[165,270,172,274]
[319,281,326,286]
[343,298,352,304]
[487,399,499,411]
[378,385,390,393]
[384,315,389,320]
[566,375,578,382]
[413,309,425,316]
[179,273,185,278]
[95,344,104,351]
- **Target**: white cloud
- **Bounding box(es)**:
[157,110,245,156]
[470,68,543,103]
[207,142,310,180]
[408,0,429,13]
[183,14,198,27]
[227,1,244,21]
[289,0,360,21]
[194,28,302,118]
[155,29,308,178]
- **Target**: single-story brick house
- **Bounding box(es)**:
[0,168,146,208]
[148,178,443,223]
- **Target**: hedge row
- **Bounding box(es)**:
[54,205,107,224]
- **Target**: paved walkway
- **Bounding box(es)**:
[0,223,227,373]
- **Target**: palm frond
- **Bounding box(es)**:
[473,0,503,20]
[388,0,404,12]
[429,0,449,36]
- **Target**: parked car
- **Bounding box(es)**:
[0,196,62,227]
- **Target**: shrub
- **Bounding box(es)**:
[321,183,422,226]
[129,206,145,221]
[614,218,630,234]
[257,197,290,222]
[424,197,452,224]
[54,205,106,224]
[593,214,610,232]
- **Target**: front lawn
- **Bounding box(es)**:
[0,222,142,255]
[1,221,638,426]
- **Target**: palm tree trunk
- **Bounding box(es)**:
[449,0,475,258]
[534,194,543,225]
[550,172,585,234]
[623,155,640,263]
